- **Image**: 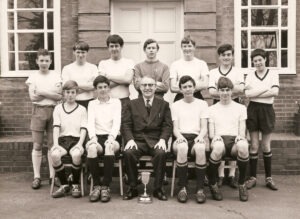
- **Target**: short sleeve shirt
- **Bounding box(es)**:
[61,62,98,101]
[245,69,279,104]
[171,99,208,135]
[53,103,87,137]
[26,71,62,106]
[208,101,247,136]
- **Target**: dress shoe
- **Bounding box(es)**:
[217,177,224,187]
[52,185,70,198]
[123,187,138,200]
[177,187,188,203]
[195,189,206,204]
[266,177,278,191]
[209,184,223,201]
[32,178,42,190]
[246,177,257,189]
[71,184,81,198]
[153,188,168,201]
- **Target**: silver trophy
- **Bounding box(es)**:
[138,171,152,203]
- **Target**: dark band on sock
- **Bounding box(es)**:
[53,163,64,172]
[263,151,272,158]
[195,163,206,169]
[237,156,249,162]
[249,152,258,159]
[209,157,221,165]
[72,162,81,170]
[177,161,188,167]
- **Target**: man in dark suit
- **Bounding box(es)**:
[121,76,172,201]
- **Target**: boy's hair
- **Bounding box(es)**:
[36,49,52,59]
[143,39,159,51]
[217,77,234,90]
[181,35,196,47]
[106,34,124,47]
[251,48,267,60]
[63,80,78,91]
[93,75,110,88]
[217,44,234,55]
[179,75,196,89]
[73,41,90,52]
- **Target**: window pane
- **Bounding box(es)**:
[8,12,14,30]
[47,12,53,29]
[252,0,278,5]
[8,33,15,51]
[17,12,44,29]
[242,9,248,27]
[241,31,248,48]
[18,33,44,51]
[242,0,248,6]
[242,50,248,68]
[47,0,53,8]
[17,0,43,8]
[49,52,55,70]
[19,52,39,70]
[281,30,287,48]
[9,53,15,71]
[251,9,278,26]
[266,51,277,67]
[281,9,288,26]
[251,32,277,49]
[8,0,14,9]
[281,50,287,67]
[282,0,288,5]
[48,33,54,50]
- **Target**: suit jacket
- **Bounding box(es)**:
[121,96,172,148]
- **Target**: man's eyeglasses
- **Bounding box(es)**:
[141,83,155,88]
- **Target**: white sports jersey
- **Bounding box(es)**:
[245,69,279,104]
[53,103,87,137]
[171,99,208,135]
[62,62,98,101]
[98,58,135,99]
[170,58,209,85]
[208,101,247,136]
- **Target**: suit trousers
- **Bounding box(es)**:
[123,139,166,190]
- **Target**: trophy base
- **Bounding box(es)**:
[138,195,153,204]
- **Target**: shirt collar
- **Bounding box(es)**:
[143,96,154,106]
[96,97,112,104]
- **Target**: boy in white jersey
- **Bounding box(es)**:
[170,36,209,101]
[26,49,62,189]
[98,34,134,108]
[171,76,208,204]
[62,41,98,109]
[50,80,87,198]
[87,75,121,203]
[134,39,170,98]
[245,49,279,191]
[208,44,245,188]
[207,77,249,202]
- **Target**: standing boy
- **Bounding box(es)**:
[98,34,135,108]
[133,39,170,98]
[245,49,279,191]
[208,44,245,188]
[62,41,98,109]
[170,36,209,101]
[171,76,208,204]
[87,76,122,203]
[51,80,87,198]
[207,77,249,202]
[26,49,62,189]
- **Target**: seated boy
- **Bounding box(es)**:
[207,77,249,202]
[26,49,62,189]
[50,80,87,198]
[171,75,208,204]
[87,75,122,203]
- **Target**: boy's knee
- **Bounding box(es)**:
[33,143,42,151]
[193,142,206,154]
[87,143,98,158]
[177,142,188,156]
[51,149,61,163]
[211,141,225,156]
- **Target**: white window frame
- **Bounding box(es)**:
[0,0,61,77]
[234,0,296,75]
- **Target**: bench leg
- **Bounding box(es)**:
[171,161,176,197]
[119,159,123,196]
[50,173,55,196]
[80,167,84,197]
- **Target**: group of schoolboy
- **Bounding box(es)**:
[26,34,279,204]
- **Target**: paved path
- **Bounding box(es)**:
[0,173,299,219]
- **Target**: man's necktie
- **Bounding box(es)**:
[146,99,151,115]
